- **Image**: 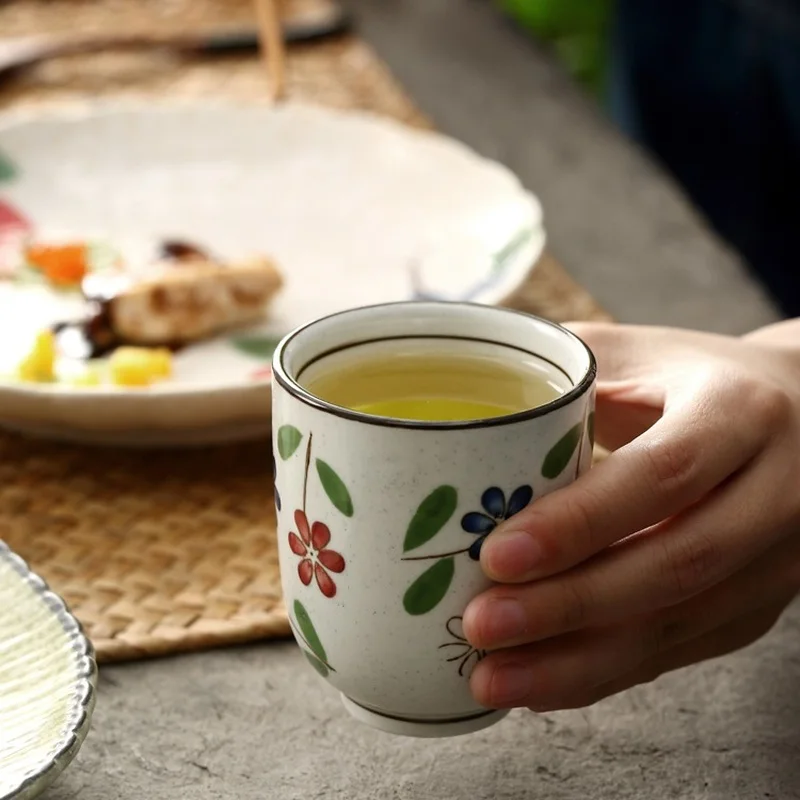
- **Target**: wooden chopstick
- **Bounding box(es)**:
[254,0,286,101]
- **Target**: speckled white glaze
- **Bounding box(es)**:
[272,302,595,737]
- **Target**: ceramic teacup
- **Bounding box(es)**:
[272,301,596,738]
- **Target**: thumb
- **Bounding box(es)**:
[564,322,679,451]
[565,322,679,384]
[592,384,663,452]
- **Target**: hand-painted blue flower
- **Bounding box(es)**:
[460,485,533,560]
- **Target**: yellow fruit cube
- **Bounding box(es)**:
[150,348,173,379]
[17,330,56,383]
[109,347,172,387]
[68,368,101,387]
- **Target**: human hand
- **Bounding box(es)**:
[463,322,800,711]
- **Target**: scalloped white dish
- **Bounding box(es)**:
[0,102,545,446]
[0,542,97,800]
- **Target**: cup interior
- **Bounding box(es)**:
[273,301,595,427]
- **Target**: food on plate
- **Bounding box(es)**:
[158,239,211,262]
[56,252,283,360]
[66,367,101,388]
[95,254,283,346]
[16,330,56,383]
[57,239,284,357]
[8,236,284,389]
[25,243,89,288]
[15,334,172,389]
[109,347,172,387]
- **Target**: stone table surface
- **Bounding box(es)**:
[46,1,798,799]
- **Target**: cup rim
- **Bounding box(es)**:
[272,301,596,430]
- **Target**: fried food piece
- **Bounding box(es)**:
[84,256,283,346]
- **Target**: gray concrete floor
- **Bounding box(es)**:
[45,2,800,798]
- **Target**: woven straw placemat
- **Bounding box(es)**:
[0,0,610,663]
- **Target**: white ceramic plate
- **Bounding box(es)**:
[0,103,545,446]
[0,542,97,800]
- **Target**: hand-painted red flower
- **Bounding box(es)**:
[0,200,31,279]
[288,509,345,598]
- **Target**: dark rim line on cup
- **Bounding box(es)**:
[273,301,597,431]
[345,696,500,726]
[296,334,572,384]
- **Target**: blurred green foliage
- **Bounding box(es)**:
[497,0,615,95]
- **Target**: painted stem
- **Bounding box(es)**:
[401,545,472,561]
[302,432,313,515]
[574,413,588,481]
[459,650,484,677]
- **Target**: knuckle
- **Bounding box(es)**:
[719,369,793,433]
[514,509,560,561]
[658,532,723,602]
[641,435,698,493]
[558,489,605,555]
[557,579,594,632]
[642,614,690,659]
[748,382,794,434]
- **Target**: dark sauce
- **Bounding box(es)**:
[50,271,132,358]
[159,239,212,263]
[51,303,119,360]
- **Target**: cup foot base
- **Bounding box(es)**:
[340,694,508,739]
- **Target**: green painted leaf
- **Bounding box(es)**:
[0,151,16,183]
[293,600,328,663]
[316,459,354,517]
[403,485,458,553]
[277,425,303,460]
[541,424,582,479]
[231,335,281,359]
[492,227,532,274]
[403,558,455,616]
[587,411,595,448]
[304,651,329,677]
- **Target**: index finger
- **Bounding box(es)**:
[480,377,767,583]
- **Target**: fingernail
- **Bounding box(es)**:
[487,662,533,707]
[482,529,542,579]
[477,597,527,645]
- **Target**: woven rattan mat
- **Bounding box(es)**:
[0,0,611,663]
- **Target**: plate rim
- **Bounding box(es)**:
[0,541,98,800]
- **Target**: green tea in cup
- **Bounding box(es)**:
[299,338,568,422]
